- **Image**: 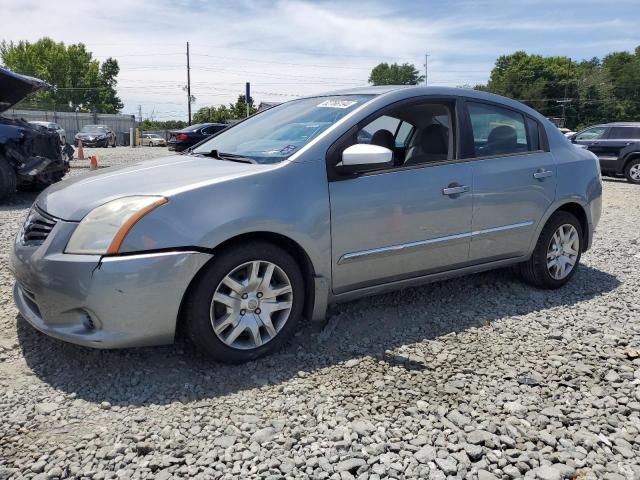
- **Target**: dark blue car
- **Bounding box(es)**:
[167,123,227,152]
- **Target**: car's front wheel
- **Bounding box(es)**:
[519,211,583,289]
[624,158,640,184]
[0,158,17,200]
[183,241,305,363]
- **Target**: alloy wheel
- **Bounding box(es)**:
[210,260,293,350]
[546,224,580,280]
[629,163,640,181]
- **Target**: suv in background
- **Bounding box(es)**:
[571,122,640,184]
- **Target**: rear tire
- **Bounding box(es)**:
[183,241,305,363]
[624,158,640,184]
[519,211,583,289]
[0,159,17,200]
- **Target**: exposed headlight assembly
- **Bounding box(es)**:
[65,196,167,255]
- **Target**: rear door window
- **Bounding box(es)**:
[467,102,529,156]
[607,127,640,139]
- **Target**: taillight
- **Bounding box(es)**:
[176,133,188,141]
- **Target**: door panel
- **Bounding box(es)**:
[329,163,473,293]
[470,152,556,261]
[573,127,608,159]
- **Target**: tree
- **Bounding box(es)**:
[139,119,187,130]
[0,37,123,113]
[368,62,424,85]
[192,95,257,124]
[476,47,640,129]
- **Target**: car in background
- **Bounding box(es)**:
[167,123,227,152]
[10,86,601,363]
[570,122,640,184]
[141,133,167,147]
[29,121,66,144]
[558,127,575,137]
[0,67,69,199]
[75,124,116,148]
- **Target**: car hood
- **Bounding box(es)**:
[37,155,275,221]
[0,67,49,112]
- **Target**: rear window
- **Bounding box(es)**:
[608,127,640,139]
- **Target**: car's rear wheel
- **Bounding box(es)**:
[519,211,582,289]
[624,158,640,184]
[183,241,305,363]
[0,158,17,200]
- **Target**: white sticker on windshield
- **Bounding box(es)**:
[316,99,358,109]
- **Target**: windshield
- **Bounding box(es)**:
[80,125,107,134]
[191,95,373,163]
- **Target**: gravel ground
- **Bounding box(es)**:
[0,163,639,479]
[70,145,176,168]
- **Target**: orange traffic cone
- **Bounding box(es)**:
[89,156,98,170]
[77,139,84,160]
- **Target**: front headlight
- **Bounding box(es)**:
[65,196,168,255]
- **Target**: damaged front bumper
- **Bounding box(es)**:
[10,217,212,348]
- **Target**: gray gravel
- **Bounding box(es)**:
[0,166,639,479]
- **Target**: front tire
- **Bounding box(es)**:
[519,211,582,289]
[0,159,17,200]
[624,158,640,184]
[183,241,305,363]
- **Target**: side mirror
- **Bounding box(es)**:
[338,144,393,172]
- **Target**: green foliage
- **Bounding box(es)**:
[139,119,187,130]
[368,63,424,86]
[192,95,257,124]
[0,37,123,113]
[476,48,640,129]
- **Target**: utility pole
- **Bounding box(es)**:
[186,41,192,125]
[138,105,142,124]
[424,53,430,86]
[561,58,572,128]
[246,82,251,118]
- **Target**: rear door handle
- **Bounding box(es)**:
[533,170,554,180]
[442,185,470,196]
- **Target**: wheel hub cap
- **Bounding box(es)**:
[630,164,640,181]
[210,260,293,350]
[546,224,580,280]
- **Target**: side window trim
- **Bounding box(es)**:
[325,96,462,182]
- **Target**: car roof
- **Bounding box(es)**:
[305,85,545,119]
[602,122,640,127]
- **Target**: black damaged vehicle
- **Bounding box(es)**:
[0,67,69,199]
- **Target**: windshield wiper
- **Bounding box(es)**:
[196,150,258,163]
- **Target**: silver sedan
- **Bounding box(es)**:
[11,86,602,363]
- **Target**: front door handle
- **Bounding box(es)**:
[533,169,554,180]
[442,185,470,196]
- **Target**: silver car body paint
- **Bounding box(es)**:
[11,86,602,349]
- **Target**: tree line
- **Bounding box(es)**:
[1,38,123,113]
[368,47,640,130]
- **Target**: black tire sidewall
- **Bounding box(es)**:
[624,159,640,184]
[185,241,305,363]
[532,211,583,288]
[0,159,17,200]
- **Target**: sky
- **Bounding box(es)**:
[2,0,639,121]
